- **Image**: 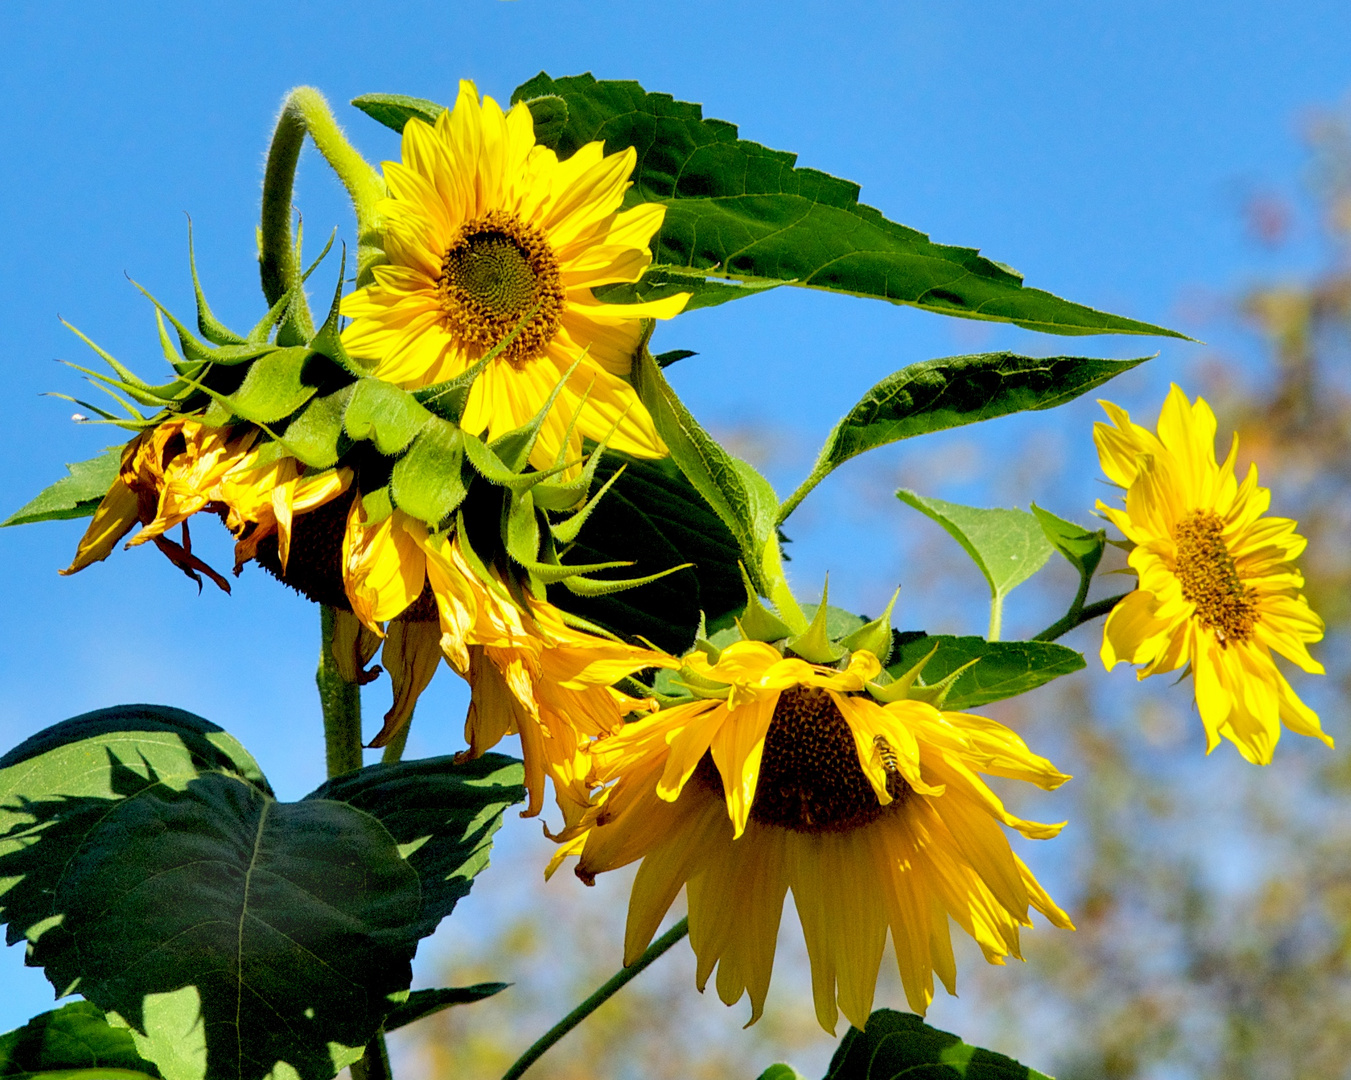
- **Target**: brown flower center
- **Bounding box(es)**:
[692,686,910,833]
[437,210,565,369]
[1173,509,1259,645]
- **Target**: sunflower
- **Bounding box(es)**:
[340,80,688,469]
[334,511,677,816]
[1095,385,1329,764]
[62,417,351,590]
[559,639,1072,1033]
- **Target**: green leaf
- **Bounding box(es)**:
[3,449,121,527]
[381,984,509,1032]
[0,1002,162,1080]
[512,72,1185,339]
[897,490,1054,640]
[350,93,446,133]
[756,1066,808,1080]
[887,633,1085,709]
[1030,503,1104,580]
[304,753,525,939]
[781,353,1149,521]
[344,377,432,456]
[631,346,775,589]
[551,452,744,652]
[0,706,422,1080]
[390,418,468,526]
[824,1009,1052,1080]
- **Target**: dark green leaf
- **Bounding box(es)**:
[390,418,468,526]
[520,94,568,147]
[350,93,446,133]
[887,633,1085,709]
[513,73,1185,339]
[631,346,776,588]
[897,491,1053,606]
[783,353,1148,519]
[0,707,422,1080]
[381,984,509,1032]
[653,348,697,368]
[551,452,744,651]
[0,1002,161,1079]
[3,449,121,528]
[304,754,525,939]
[825,1009,1051,1080]
[344,377,432,456]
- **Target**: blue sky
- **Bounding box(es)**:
[2,0,1350,1052]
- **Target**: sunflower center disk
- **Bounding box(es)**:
[745,686,908,833]
[1173,508,1259,644]
[438,211,565,369]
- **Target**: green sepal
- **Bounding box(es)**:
[390,418,468,526]
[839,588,899,663]
[344,377,433,455]
[546,464,625,543]
[521,556,638,586]
[413,353,494,424]
[361,486,395,526]
[128,278,218,363]
[785,578,845,663]
[504,489,541,566]
[884,633,1086,710]
[186,217,246,346]
[216,345,321,424]
[3,448,123,527]
[462,432,568,491]
[279,383,356,469]
[734,563,794,642]
[868,641,941,703]
[559,561,692,597]
[308,244,371,379]
[488,357,579,472]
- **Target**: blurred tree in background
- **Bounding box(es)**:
[388,96,1351,1080]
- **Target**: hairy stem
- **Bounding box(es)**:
[259,86,386,339]
[987,592,1004,642]
[1033,591,1131,642]
[499,918,691,1080]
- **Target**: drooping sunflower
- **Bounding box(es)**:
[558,640,1072,1033]
[63,417,352,590]
[1095,384,1329,764]
[341,80,689,469]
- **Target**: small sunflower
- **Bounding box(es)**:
[559,640,1072,1033]
[1095,385,1329,764]
[341,80,688,469]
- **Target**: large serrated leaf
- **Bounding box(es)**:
[825,1009,1051,1079]
[782,353,1148,520]
[887,633,1085,709]
[0,1001,162,1079]
[0,707,423,1080]
[511,72,1184,340]
[3,449,121,528]
[304,754,524,940]
[631,347,775,590]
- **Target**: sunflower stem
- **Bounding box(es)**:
[1033,591,1131,642]
[317,605,363,777]
[499,917,690,1080]
[987,593,1004,642]
[260,87,386,334]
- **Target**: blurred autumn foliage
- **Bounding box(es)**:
[384,97,1351,1080]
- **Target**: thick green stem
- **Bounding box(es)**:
[499,918,690,1080]
[317,605,364,777]
[349,1034,392,1080]
[1033,591,1131,642]
[259,86,386,337]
